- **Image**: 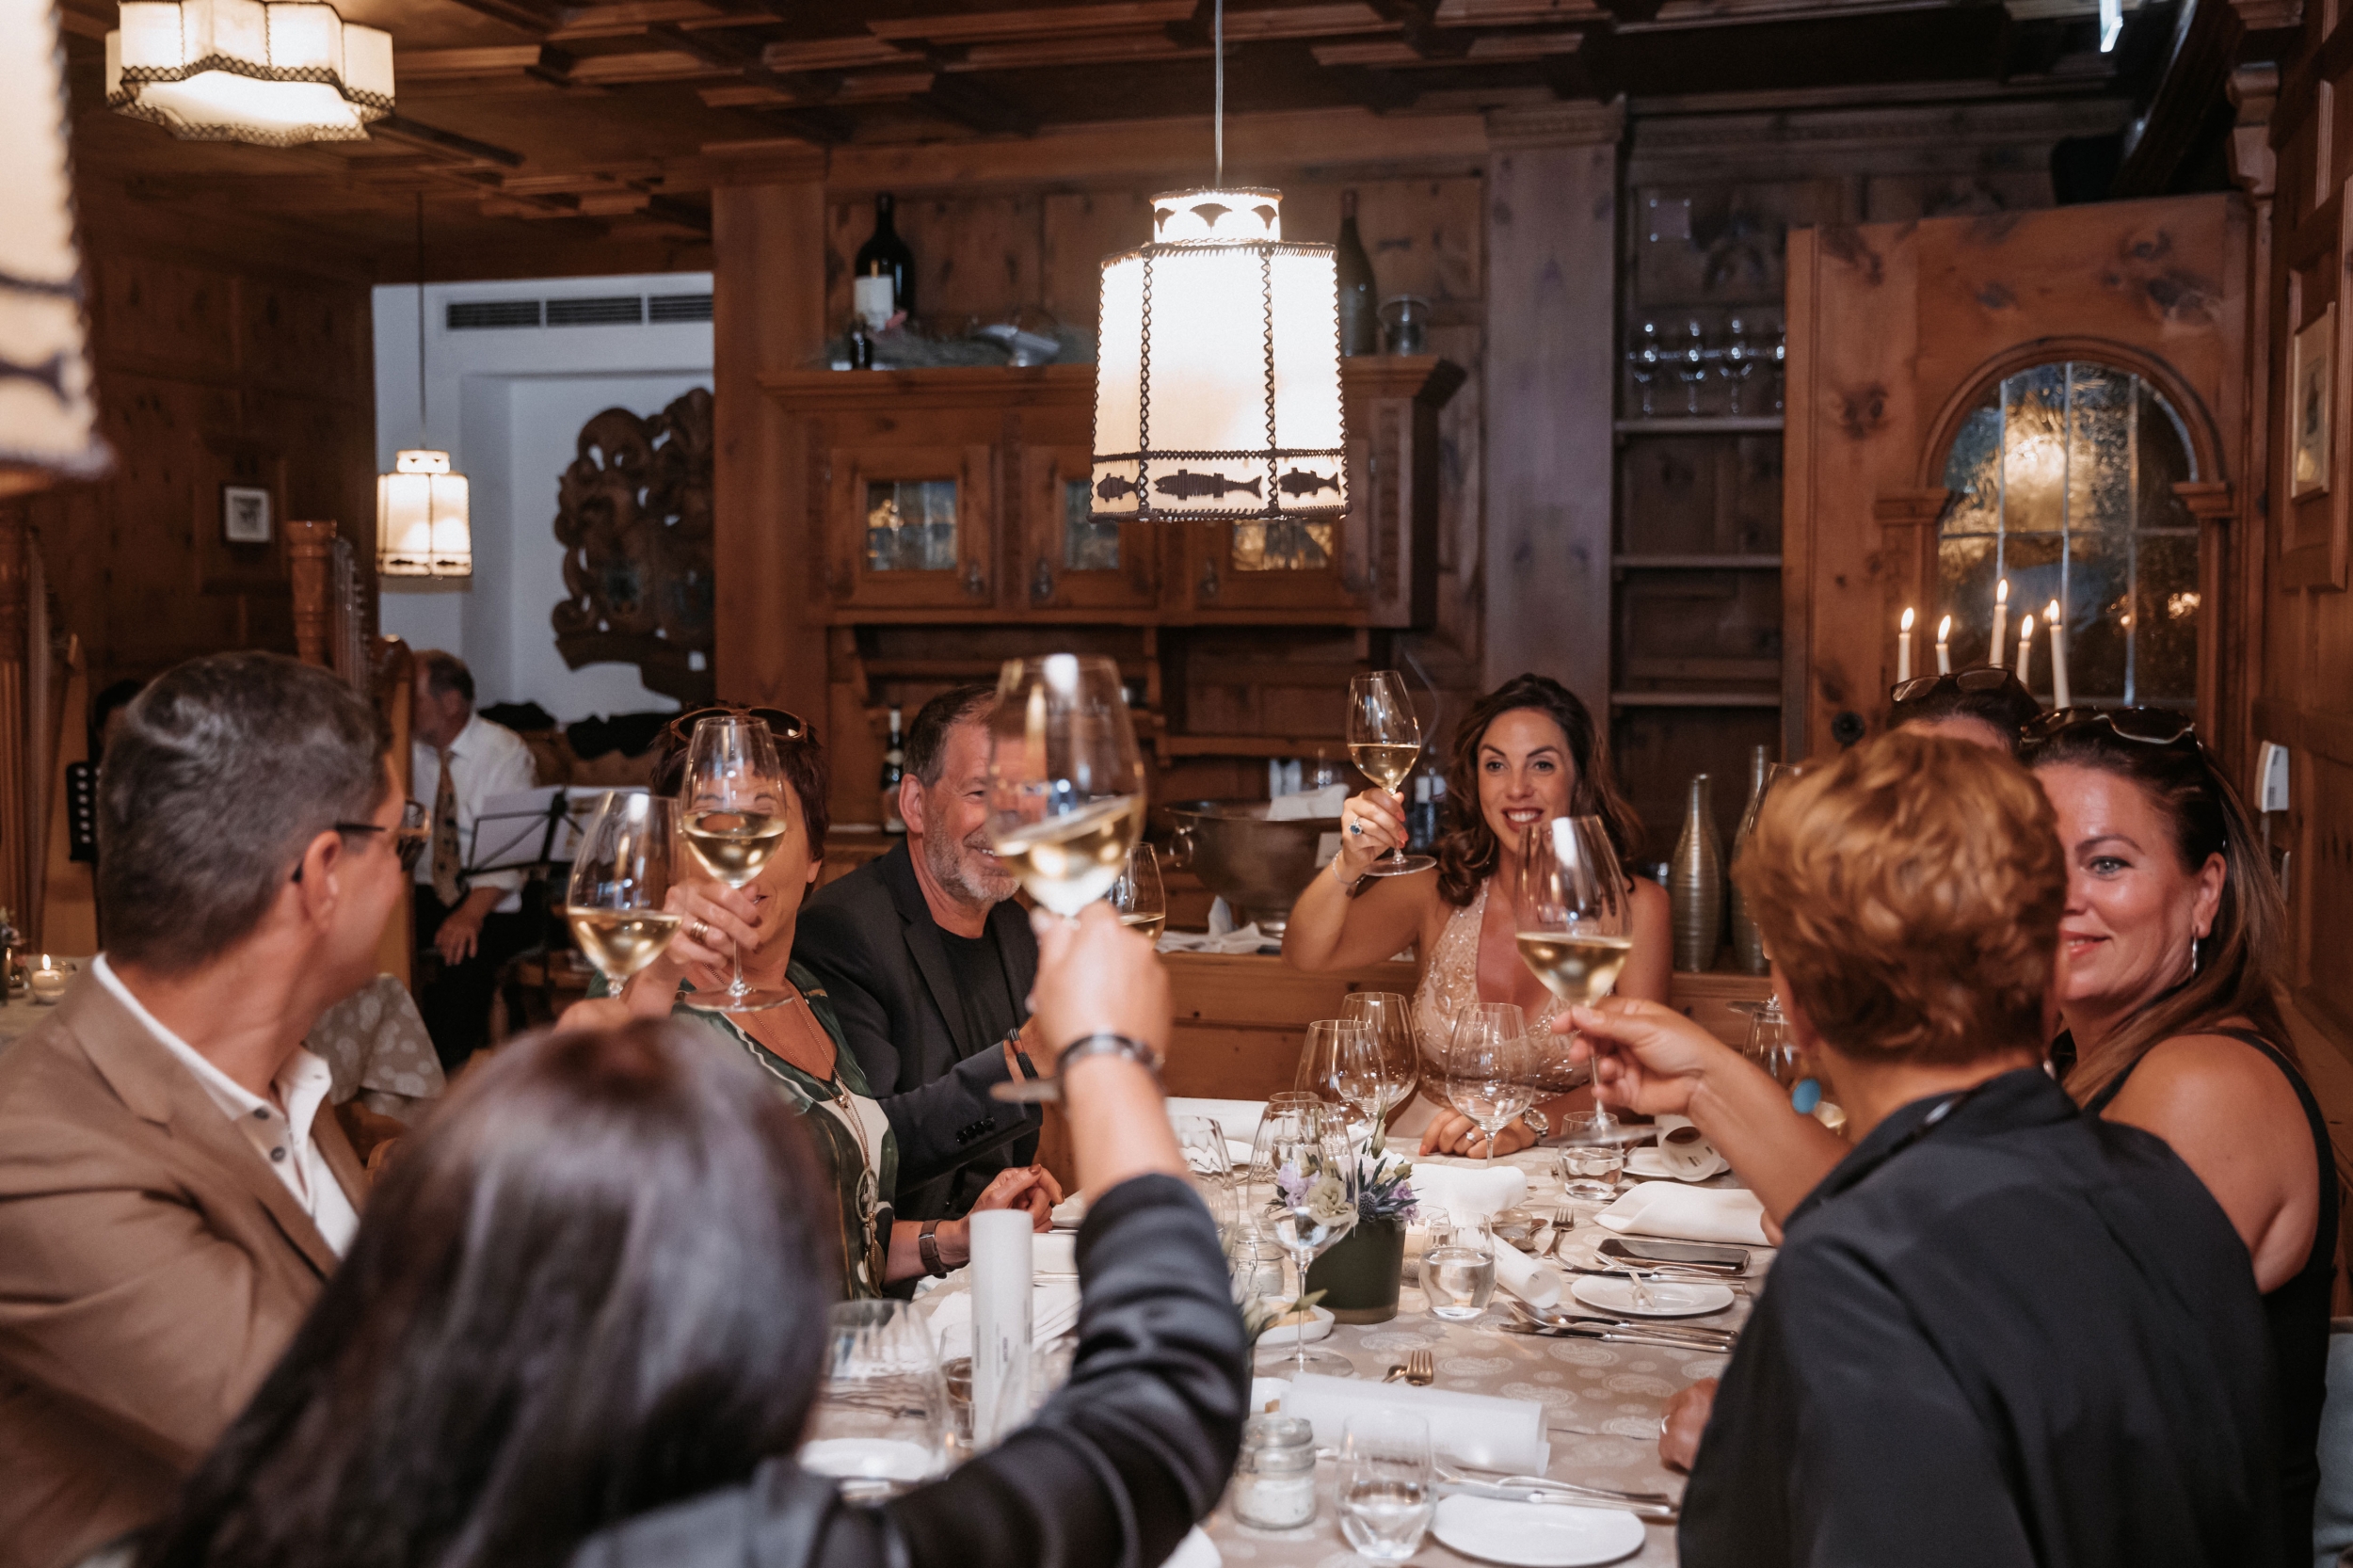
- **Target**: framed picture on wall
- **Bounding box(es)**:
[2292,306,2332,500]
[221,484,273,545]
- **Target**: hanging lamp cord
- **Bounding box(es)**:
[415,191,428,444]
[1213,0,1224,185]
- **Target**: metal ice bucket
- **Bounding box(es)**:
[1163,799,1342,936]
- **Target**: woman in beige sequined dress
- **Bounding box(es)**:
[1283,675,1672,1157]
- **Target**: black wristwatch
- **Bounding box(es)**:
[1057,1031,1163,1076]
[919,1221,950,1278]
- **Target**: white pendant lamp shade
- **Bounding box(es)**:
[0,0,106,491]
[1091,188,1347,524]
[376,450,472,578]
[106,0,393,148]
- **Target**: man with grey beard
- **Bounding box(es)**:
[793,684,1047,1223]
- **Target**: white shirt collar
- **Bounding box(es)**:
[89,953,335,1144]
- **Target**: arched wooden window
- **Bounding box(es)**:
[1938,361,2201,709]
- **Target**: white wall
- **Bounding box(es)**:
[373,274,713,723]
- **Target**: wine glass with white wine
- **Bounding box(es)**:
[566,791,683,993]
[1516,813,1644,1146]
[1345,671,1433,877]
[1108,840,1166,941]
[679,712,794,1014]
[984,653,1147,1102]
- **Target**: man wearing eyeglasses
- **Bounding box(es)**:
[408,649,539,1072]
[0,652,408,1568]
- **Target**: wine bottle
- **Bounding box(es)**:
[1670,774,1724,973]
[853,192,915,331]
[1727,745,1772,974]
[879,706,906,834]
[1336,189,1377,357]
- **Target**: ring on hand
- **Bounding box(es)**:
[691,918,710,945]
[1350,821,1363,835]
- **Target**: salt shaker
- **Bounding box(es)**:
[1229,1414,1319,1529]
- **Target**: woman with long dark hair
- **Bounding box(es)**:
[1284,674,1672,1156]
[138,908,1244,1568]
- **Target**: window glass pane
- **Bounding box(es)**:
[1938,533,1998,663]
[1999,363,2068,535]
[1940,404,2002,536]
[2064,362,2133,533]
[2064,529,2130,703]
[1063,478,1120,571]
[2133,388,2197,531]
[865,479,957,573]
[1233,519,1334,572]
[2133,533,2200,706]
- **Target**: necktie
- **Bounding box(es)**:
[431,746,464,906]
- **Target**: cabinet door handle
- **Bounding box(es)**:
[1032,557,1055,602]
[963,560,988,599]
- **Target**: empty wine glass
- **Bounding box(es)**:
[1339,991,1420,1121]
[1723,317,1758,416]
[1247,1093,1323,1266]
[1172,1114,1241,1260]
[679,714,793,1014]
[1628,319,1662,419]
[799,1299,950,1502]
[1266,1115,1359,1378]
[1295,1017,1380,1140]
[1108,840,1166,942]
[1676,317,1708,415]
[1338,1412,1436,1561]
[565,791,681,992]
[1442,1002,1534,1168]
[1346,671,1433,878]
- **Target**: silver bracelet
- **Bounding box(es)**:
[1057,1031,1163,1077]
[1333,856,1368,894]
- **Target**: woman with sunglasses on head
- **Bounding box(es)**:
[559,709,1060,1297]
[1284,674,1673,1158]
[2025,707,2328,1562]
[1887,666,2042,753]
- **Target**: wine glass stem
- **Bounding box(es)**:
[730,944,748,1000]
[1290,1246,1312,1378]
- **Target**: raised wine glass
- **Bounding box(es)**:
[1346,670,1433,878]
[1441,1002,1535,1169]
[1339,991,1420,1124]
[984,653,1146,1103]
[678,713,795,1014]
[1108,840,1166,942]
[1517,813,1644,1147]
[565,791,682,992]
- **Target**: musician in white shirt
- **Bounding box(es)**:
[409,650,537,1070]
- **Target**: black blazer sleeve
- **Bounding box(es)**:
[879,1048,1035,1192]
[792,897,911,1098]
[568,1174,1250,1568]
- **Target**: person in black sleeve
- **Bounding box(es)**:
[794,684,1043,1220]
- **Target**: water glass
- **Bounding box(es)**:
[1338,1412,1436,1561]
[1557,1111,1627,1201]
[799,1299,949,1501]
[1420,1217,1497,1321]
[1173,1114,1240,1259]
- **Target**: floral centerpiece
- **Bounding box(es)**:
[1287,1128,1418,1323]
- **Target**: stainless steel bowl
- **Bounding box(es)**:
[1164,799,1342,936]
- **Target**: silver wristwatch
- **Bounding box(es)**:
[1057,1031,1164,1077]
[1520,1108,1551,1140]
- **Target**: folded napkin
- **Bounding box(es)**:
[1033,1232,1077,1275]
[1267,783,1348,821]
[1489,1239,1561,1310]
[1167,1097,1270,1137]
[1281,1372,1549,1475]
[1158,1527,1221,1568]
[1409,1161,1527,1224]
[1594,1182,1769,1247]
[926,1280,1081,1360]
[1049,1192,1088,1230]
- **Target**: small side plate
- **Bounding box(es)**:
[1431,1495,1645,1566]
[1570,1275,1736,1319]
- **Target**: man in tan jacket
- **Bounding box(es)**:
[0,652,418,1568]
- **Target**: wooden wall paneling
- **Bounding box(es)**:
[2304,753,2353,1035]
[1481,104,1623,711]
[825,192,1047,336]
[2230,65,2278,785]
[39,639,96,958]
[712,181,827,722]
[0,506,29,945]
[1041,189,1157,331]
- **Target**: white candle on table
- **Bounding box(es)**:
[1988,579,2009,666]
[969,1209,1033,1448]
[1897,607,1914,684]
[1935,616,1952,676]
[2045,600,2071,709]
[2015,610,2035,686]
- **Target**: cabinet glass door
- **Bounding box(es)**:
[828,444,996,609]
[1020,444,1156,609]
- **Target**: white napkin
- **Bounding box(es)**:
[1281,1372,1549,1475]
[925,1280,1082,1360]
[1594,1182,1769,1246]
[1156,924,1274,954]
[1409,1161,1527,1224]
[1168,1097,1269,1135]
[1158,1526,1222,1568]
[1489,1239,1561,1309]
[1267,783,1348,821]
[1033,1232,1077,1275]
[1049,1192,1088,1230]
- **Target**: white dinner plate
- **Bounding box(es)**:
[1431,1495,1645,1566]
[1570,1275,1736,1319]
[1252,1304,1336,1347]
[1625,1146,1729,1183]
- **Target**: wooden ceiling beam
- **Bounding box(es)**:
[761,36,926,72]
[648,21,845,99]
[1218,4,1394,38]
[1362,0,1476,56]
[869,1,1200,45]
[374,114,529,168]
[443,0,563,33]
[920,74,1041,135]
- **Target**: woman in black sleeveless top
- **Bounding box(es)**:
[2026,710,2332,1567]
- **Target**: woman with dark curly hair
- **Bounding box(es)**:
[1283,674,1671,1156]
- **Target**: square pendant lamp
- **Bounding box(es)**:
[376,449,471,579]
[106,0,393,148]
[1090,187,1348,525]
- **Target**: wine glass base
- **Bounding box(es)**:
[1255,1344,1357,1378]
[678,985,801,1016]
[1359,854,1436,878]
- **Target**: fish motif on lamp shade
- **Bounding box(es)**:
[1091,186,1349,526]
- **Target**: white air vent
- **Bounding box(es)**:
[447,299,542,330]
[649,293,714,323]
[444,291,713,330]
[546,296,646,327]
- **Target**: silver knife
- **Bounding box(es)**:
[1437,1480,1678,1521]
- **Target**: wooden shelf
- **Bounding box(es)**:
[1613,553,1783,570]
[1614,415,1785,434]
[1160,733,1349,759]
[1609,691,1782,708]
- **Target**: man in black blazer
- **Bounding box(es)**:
[795,686,1044,1220]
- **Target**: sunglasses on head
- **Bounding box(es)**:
[1890,667,2029,705]
[2020,706,2201,752]
[660,705,809,751]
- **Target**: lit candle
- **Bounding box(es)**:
[27,953,65,1005]
[1987,579,2009,666]
[1897,607,1915,684]
[1935,615,1953,675]
[2015,609,2035,686]
[2045,599,2071,709]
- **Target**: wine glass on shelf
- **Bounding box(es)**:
[1339,991,1420,1125]
[1295,1017,1380,1141]
[678,713,795,1014]
[1517,813,1643,1147]
[798,1299,950,1501]
[1676,316,1709,416]
[1263,1110,1360,1378]
[1628,320,1662,419]
[1346,670,1434,878]
[984,653,1147,1103]
[1723,317,1757,417]
[1441,1002,1534,1169]
[565,791,682,993]
[1108,840,1166,941]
